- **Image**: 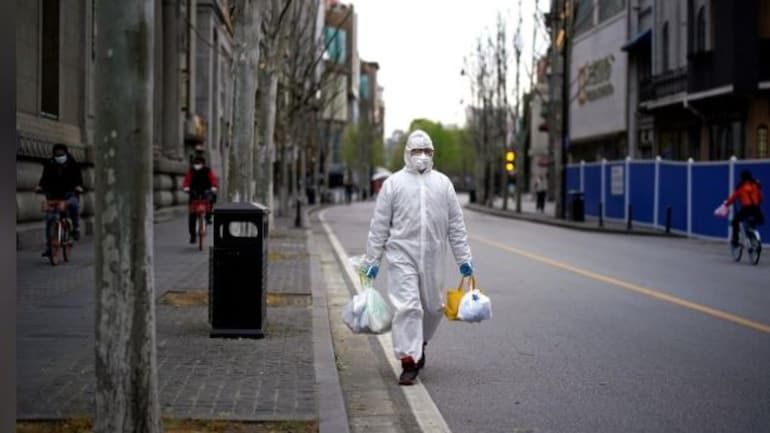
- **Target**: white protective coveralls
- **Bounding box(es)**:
[364,130,472,362]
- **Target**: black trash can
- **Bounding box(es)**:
[569,190,585,222]
[209,202,270,338]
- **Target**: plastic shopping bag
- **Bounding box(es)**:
[342,278,393,334]
[714,203,729,219]
[445,276,475,320]
[457,288,492,323]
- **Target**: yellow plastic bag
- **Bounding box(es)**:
[445,276,475,320]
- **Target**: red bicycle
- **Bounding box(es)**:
[42,199,74,265]
[189,192,212,251]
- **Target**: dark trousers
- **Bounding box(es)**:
[536,191,547,212]
[732,205,763,242]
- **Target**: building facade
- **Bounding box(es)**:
[16,0,234,239]
[321,0,359,189]
[568,0,630,162]
[639,0,770,161]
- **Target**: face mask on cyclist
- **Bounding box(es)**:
[54,155,67,164]
[193,164,203,170]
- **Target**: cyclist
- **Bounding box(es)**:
[35,143,84,256]
[182,156,219,244]
[724,170,764,247]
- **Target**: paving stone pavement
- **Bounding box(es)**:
[16,214,315,421]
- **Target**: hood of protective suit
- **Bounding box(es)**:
[403,130,435,173]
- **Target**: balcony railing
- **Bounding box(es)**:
[639,68,687,102]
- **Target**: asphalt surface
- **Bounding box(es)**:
[322,197,770,433]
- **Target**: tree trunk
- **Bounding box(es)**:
[278,136,290,216]
[257,68,278,225]
[93,2,161,432]
[228,1,262,202]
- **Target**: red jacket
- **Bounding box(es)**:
[726,181,762,207]
[183,167,219,191]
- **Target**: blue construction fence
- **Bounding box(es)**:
[566,158,770,243]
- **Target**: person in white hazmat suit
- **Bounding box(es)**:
[363,129,473,385]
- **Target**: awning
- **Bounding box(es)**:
[621,29,651,52]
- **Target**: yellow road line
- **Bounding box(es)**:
[471,234,770,335]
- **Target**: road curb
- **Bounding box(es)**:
[306,208,351,433]
[465,203,681,238]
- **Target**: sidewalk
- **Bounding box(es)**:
[16,212,337,427]
[467,195,680,237]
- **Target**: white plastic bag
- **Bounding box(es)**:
[342,280,393,334]
[713,203,729,219]
[348,254,368,274]
[457,289,492,323]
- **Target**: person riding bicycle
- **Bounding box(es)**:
[182,156,219,244]
[35,143,84,256]
[724,170,764,247]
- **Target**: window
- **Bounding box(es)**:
[661,22,670,72]
[598,0,625,23]
[359,74,370,100]
[324,26,347,64]
[41,0,60,118]
[696,6,706,52]
[573,0,594,36]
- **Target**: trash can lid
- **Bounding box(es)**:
[213,202,271,214]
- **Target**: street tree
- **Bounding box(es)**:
[93,1,161,432]
[229,0,265,203]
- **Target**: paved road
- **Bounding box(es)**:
[322,198,770,433]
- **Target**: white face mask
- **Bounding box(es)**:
[193,164,203,170]
[411,154,432,173]
[54,155,67,164]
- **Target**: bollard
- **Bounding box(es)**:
[627,204,633,230]
[665,206,672,234]
[598,202,604,228]
[295,199,302,228]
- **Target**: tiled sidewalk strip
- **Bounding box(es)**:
[17,215,315,422]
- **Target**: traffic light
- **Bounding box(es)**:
[505,150,516,174]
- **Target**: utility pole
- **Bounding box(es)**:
[93,1,162,432]
[559,0,573,219]
[514,0,523,213]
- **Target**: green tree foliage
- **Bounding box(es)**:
[342,122,384,169]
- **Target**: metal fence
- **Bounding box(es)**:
[566,157,770,244]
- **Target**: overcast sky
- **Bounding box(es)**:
[351,0,551,138]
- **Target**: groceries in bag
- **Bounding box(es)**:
[342,277,393,334]
[445,276,475,320]
[457,288,492,323]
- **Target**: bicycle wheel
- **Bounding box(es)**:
[198,214,205,251]
[62,219,72,263]
[49,221,62,266]
[748,235,761,266]
[730,241,743,262]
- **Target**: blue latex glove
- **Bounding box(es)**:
[459,262,473,277]
[365,265,379,280]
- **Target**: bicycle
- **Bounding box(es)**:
[42,198,74,266]
[189,191,213,251]
[730,218,762,265]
